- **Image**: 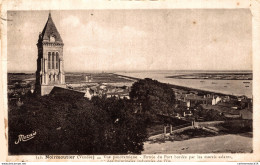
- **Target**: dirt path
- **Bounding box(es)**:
[142,134,252,154]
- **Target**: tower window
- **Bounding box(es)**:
[52,52,55,69]
[56,52,59,69]
[48,52,51,69]
[50,35,56,42]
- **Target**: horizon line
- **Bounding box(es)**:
[7,69,253,73]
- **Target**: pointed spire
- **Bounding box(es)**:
[48,11,51,19]
[40,12,63,44]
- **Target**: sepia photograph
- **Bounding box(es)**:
[6,9,253,155]
[1,0,260,162]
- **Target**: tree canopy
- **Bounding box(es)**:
[129,78,175,115]
[9,94,147,154]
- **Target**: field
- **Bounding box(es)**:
[8,73,35,84]
[65,72,135,84]
[8,72,135,84]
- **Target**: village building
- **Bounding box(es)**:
[211,96,222,105]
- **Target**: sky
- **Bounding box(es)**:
[7,9,252,72]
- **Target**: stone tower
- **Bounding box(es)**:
[35,13,66,96]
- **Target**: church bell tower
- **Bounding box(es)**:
[35,13,66,96]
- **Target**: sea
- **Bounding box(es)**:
[115,70,253,98]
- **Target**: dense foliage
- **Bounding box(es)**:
[9,94,147,154]
[130,78,175,115]
[193,105,225,121]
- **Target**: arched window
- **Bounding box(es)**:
[48,52,51,69]
[52,52,55,69]
[56,52,59,69]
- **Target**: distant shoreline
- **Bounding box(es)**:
[113,73,248,99]
[166,72,252,81]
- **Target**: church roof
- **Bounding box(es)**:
[41,13,63,44]
[49,86,85,98]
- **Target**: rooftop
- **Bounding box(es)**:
[49,86,85,98]
[39,13,63,44]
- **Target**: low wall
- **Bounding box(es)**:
[148,126,193,140]
[148,134,165,140]
[194,121,225,128]
[171,126,194,134]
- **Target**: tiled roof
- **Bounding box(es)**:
[40,13,63,44]
[50,87,85,98]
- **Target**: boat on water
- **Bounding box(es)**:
[200,80,204,82]
[245,86,249,87]
[243,82,250,84]
[224,86,227,87]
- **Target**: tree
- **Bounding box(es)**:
[91,96,147,154]
[9,93,147,154]
[129,78,175,115]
